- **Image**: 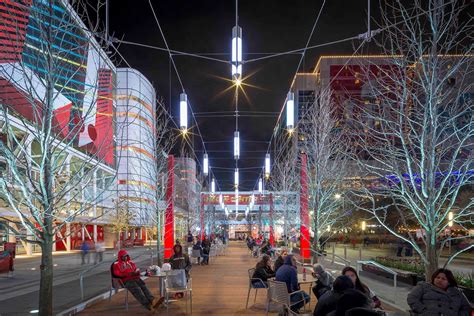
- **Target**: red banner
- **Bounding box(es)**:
[202,194,267,205]
[164,155,175,259]
[300,153,310,259]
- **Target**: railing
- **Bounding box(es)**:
[325,244,352,266]
[356,260,398,303]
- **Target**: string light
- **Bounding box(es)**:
[203,154,209,175]
[179,92,188,131]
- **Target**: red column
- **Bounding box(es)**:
[300,153,310,260]
[164,155,175,259]
[269,193,275,246]
[200,194,205,240]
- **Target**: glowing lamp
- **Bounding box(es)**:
[234,168,239,187]
[286,92,294,130]
[179,93,188,131]
[265,154,271,178]
[361,221,366,231]
[234,131,240,159]
[258,178,263,193]
[231,26,242,80]
[448,212,453,227]
[203,154,209,175]
[211,178,215,194]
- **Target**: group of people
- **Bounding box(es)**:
[79,240,105,265]
[246,236,274,257]
[111,242,192,312]
[251,249,472,316]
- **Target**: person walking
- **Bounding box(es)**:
[80,240,90,265]
[407,268,471,315]
[94,240,105,264]
[112,250,163,311]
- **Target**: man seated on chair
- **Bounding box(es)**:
[113,250,164,311]
[275,254,310,313]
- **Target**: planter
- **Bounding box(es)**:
[361,263,419,286]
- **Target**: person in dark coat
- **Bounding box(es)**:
[274,249,288,273]
[251,255,275,288]
[342,266,381,308]
[333,288,372,316]
[312,264,335,299]
[313,275,354,316]
[170,244,192,279]
[275,255,310,313]
[407,268,471,316]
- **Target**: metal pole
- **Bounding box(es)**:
[344,245,347,260]
[105,0,109,44]
[359,247,362,260]
[367,0,371,42]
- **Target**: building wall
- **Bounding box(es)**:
[116,68,157,227]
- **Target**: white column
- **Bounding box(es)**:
[66,223,71,252]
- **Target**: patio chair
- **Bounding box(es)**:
[246,268,268,308]
[164,269,192,314]
[109,262,129,311]
[209,246,217,258]
[266,280,307,316]
[191,249,201,264]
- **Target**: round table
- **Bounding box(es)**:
[297,273,317,308]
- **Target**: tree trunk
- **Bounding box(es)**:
[39,238,53,316]
[425,232,439,281]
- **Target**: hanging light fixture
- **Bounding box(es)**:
[265,153,271,179]
[258,178,263,193]
[234,131,240,159]
[286,92,295,131]
[234,168,239,187]
[180,92,188,131]
[231,26,242,81]
[211,178,215,194]
[250,194,255,209]
[203,154,209,175]
[219,194,223,205]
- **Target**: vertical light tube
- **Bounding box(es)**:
[235,189,239,214]
[234,131,240,159]
[265,154,271,178]
[258,178,263,193]
[231,26,242,80]
[211,178,215,194]
[234,168,239,187]
[180,93,188,131]
[286,92,294,130]
[203,154,209,175]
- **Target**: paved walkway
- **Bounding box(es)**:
[78,242,408,315]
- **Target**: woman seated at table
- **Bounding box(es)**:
[342,266,381,309]
[274,249,288,273]
[312,264,334,299]
[252,254,275,288]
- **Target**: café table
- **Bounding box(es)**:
[297,273,317,308]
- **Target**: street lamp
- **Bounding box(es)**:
[180,92,188,132]
[234,131,240,159]
[265,154,270,179]
[448,211,454,227]
[258,178,263,193]
[231,26,242,81]
[286,92,294,132]
[203,154,209,175]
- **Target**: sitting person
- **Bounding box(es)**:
[312,264,334,299]
[275,254,310,313]
[112,250,163,311]
[407,268,471,315]
[313,275,354,316]
[342,266,381,309]
[274,249,288,273]
[252,255,275,288]
[170,244,192,278]
[334,288,373,316]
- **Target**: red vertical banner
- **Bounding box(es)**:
[300,153,310,259]
[164,155,175,259]
[200,194,205,240]
[269,193,275,246]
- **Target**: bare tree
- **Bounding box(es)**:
[353,0,473,279]
[0,1,120,314]
[301,87,352,251]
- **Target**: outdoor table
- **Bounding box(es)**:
[297,273,317,308]
[148,270,181,299]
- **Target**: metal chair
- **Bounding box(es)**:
[109,262,129,311]
[191,249,201,264]
[209,246,217,258]
[266,280,307,316]
[164,269,192,314]
[246,268,268,308]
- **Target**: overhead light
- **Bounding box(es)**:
[234,131,240,159]
[234,168,239,187]
[286,92,294,130]
[265,154,271,178]
[219,194,223,205]
[211,178,215,194]
[448,212,453,227]
[235,189,239,214]
[203,154,209,175]
[231,26,242,81]
[258,178,263,193]
[180,93,188,131]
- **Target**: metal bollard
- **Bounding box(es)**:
[332,243,335,264]
[344,246,347,260]
[359,247,362,260]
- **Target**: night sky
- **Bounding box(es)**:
[99,0,380,191]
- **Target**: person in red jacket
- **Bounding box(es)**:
[112,250,163,311]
